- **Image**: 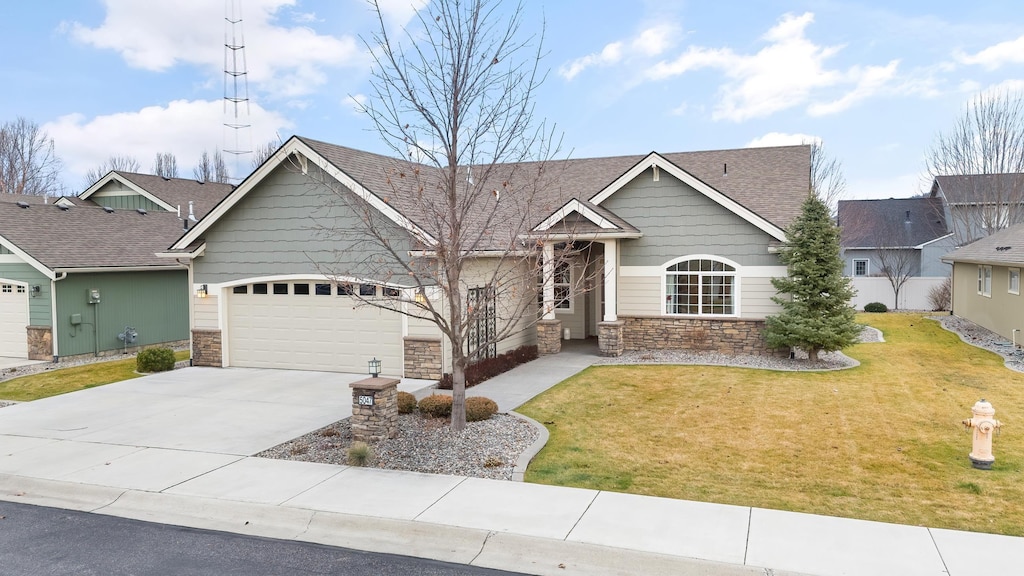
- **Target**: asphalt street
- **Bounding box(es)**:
[0,501,527,576]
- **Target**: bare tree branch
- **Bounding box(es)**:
[0,117,64,196]
[152,152,179,178]
[84,154,141,188]
[193,149,231,183]
[810,141,846,216]
[926,90,1024,244]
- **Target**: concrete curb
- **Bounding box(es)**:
[507,411,549,482]
[0,473,818,576]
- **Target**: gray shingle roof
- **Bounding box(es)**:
[0,199,188,270]
[932,174,1024,205]
[297,137,810,249]
[944,222,1024,266]
[838,197,949,248]
[113,172,234,220]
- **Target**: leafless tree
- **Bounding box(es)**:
[152,152,179,178]
[193,149,230,183]
[251,139,281,169]
[83,154,141,188]
[926,90,1024,244]
[839,203,918,309]
[309,0,574,431]
[0,117,64,196]
[810,141,846,216]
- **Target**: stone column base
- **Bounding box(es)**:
[191,329,222,367]
[537,319,562,356]
[27,326,53,360]
[598,321,625,357]
[404,337,442,380]
[350,377,399,442]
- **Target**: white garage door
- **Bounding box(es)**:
[227,281,404,375]
[0,282,28,358]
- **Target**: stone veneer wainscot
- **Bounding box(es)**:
[622,316,788,357]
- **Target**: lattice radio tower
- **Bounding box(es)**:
[223,0,252,180]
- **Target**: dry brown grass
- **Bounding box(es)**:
[519,313,1024,536]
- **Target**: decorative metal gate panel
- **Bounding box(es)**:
[467,286,497,360]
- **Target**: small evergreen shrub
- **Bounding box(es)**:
[863,302,888,313]
[397,391,418,414]
[438,345,538,390]
[465,396,498,422]
[347,441,372,466]
[137,347,176,372]
[418,394,453,418]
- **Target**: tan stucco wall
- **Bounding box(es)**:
[952,261,1024,342]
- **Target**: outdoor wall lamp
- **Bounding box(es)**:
[415,288,427,305]
[368,357,381,378]
[29,285,41,297]
[197,284,208,298]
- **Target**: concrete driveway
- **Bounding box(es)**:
[0,367,434,489]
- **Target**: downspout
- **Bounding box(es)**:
[50,272,68,362]
[177,258,194,366]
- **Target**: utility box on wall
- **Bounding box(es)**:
[88,289,101,304]
[69,314,82,326]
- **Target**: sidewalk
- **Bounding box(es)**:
[1,354,1023,575]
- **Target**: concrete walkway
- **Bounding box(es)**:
[2,358,1024,575]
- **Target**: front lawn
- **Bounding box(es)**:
[0,350,190,402]
[518,313,1024,536]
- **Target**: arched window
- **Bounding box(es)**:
[665,258,736,316]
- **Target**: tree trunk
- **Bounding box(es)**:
[451,359,467,432]
[808,348,819,362]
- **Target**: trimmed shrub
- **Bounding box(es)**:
[137,347,176,373]
[466,396,498,422]
[418,394,453,418]
[438,344,539,390]
[397,391,418,414]
[863,302,888,313]
[347,441,372,466]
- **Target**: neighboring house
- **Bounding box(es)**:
[943,222,1024,344]
[0,174,233,361]
[930,174,1024,245]
[164,136,810,378]
[838,197,955,278]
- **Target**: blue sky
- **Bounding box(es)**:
[2,1,1024,199]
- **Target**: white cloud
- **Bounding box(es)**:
[979,79,1024,97]
[646,12,899,121]
[44,99,292,186]
[559,24,678,80]
[375,0,429,26]
[957,35,1024,70]
[66,0,361,98]
[343,94,368,113]
[808,60,900,116]
[746,132,820,148]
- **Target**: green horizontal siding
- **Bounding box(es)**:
[194,164,414,284]
[91,194,164,212]
[602,168,783,267]
[55,270,188,357]
[0,263,51,326]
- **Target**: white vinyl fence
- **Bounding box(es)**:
[849,277,948,311]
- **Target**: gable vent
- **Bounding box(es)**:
[16,201,29,209]
[102,206,115,213]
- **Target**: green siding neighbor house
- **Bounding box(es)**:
[0,175,232,361]
[167,136,811,378]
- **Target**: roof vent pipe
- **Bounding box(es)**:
[188,201,197,222]
[177,205,181,218]
[723,163,727,176]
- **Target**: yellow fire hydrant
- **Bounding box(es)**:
[963,399,1002,470]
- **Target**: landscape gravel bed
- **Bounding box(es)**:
[933,314,1024,373]
[257,413,539,480]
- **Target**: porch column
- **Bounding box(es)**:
[537,241,561,355]
[602,239,617,321]
[542,242,555,320]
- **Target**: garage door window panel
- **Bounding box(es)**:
[253,283,268,295]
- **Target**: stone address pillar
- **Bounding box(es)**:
[349,377,399,442]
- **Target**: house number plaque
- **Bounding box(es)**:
[357,394,375,406]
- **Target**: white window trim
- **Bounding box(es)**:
[538,261,574,313]
[978,265,992,297]
[661,255,740,318]
[853,258,869,277]
[1010,268,1020,295]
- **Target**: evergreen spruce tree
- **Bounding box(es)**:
[765,194,860,361]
